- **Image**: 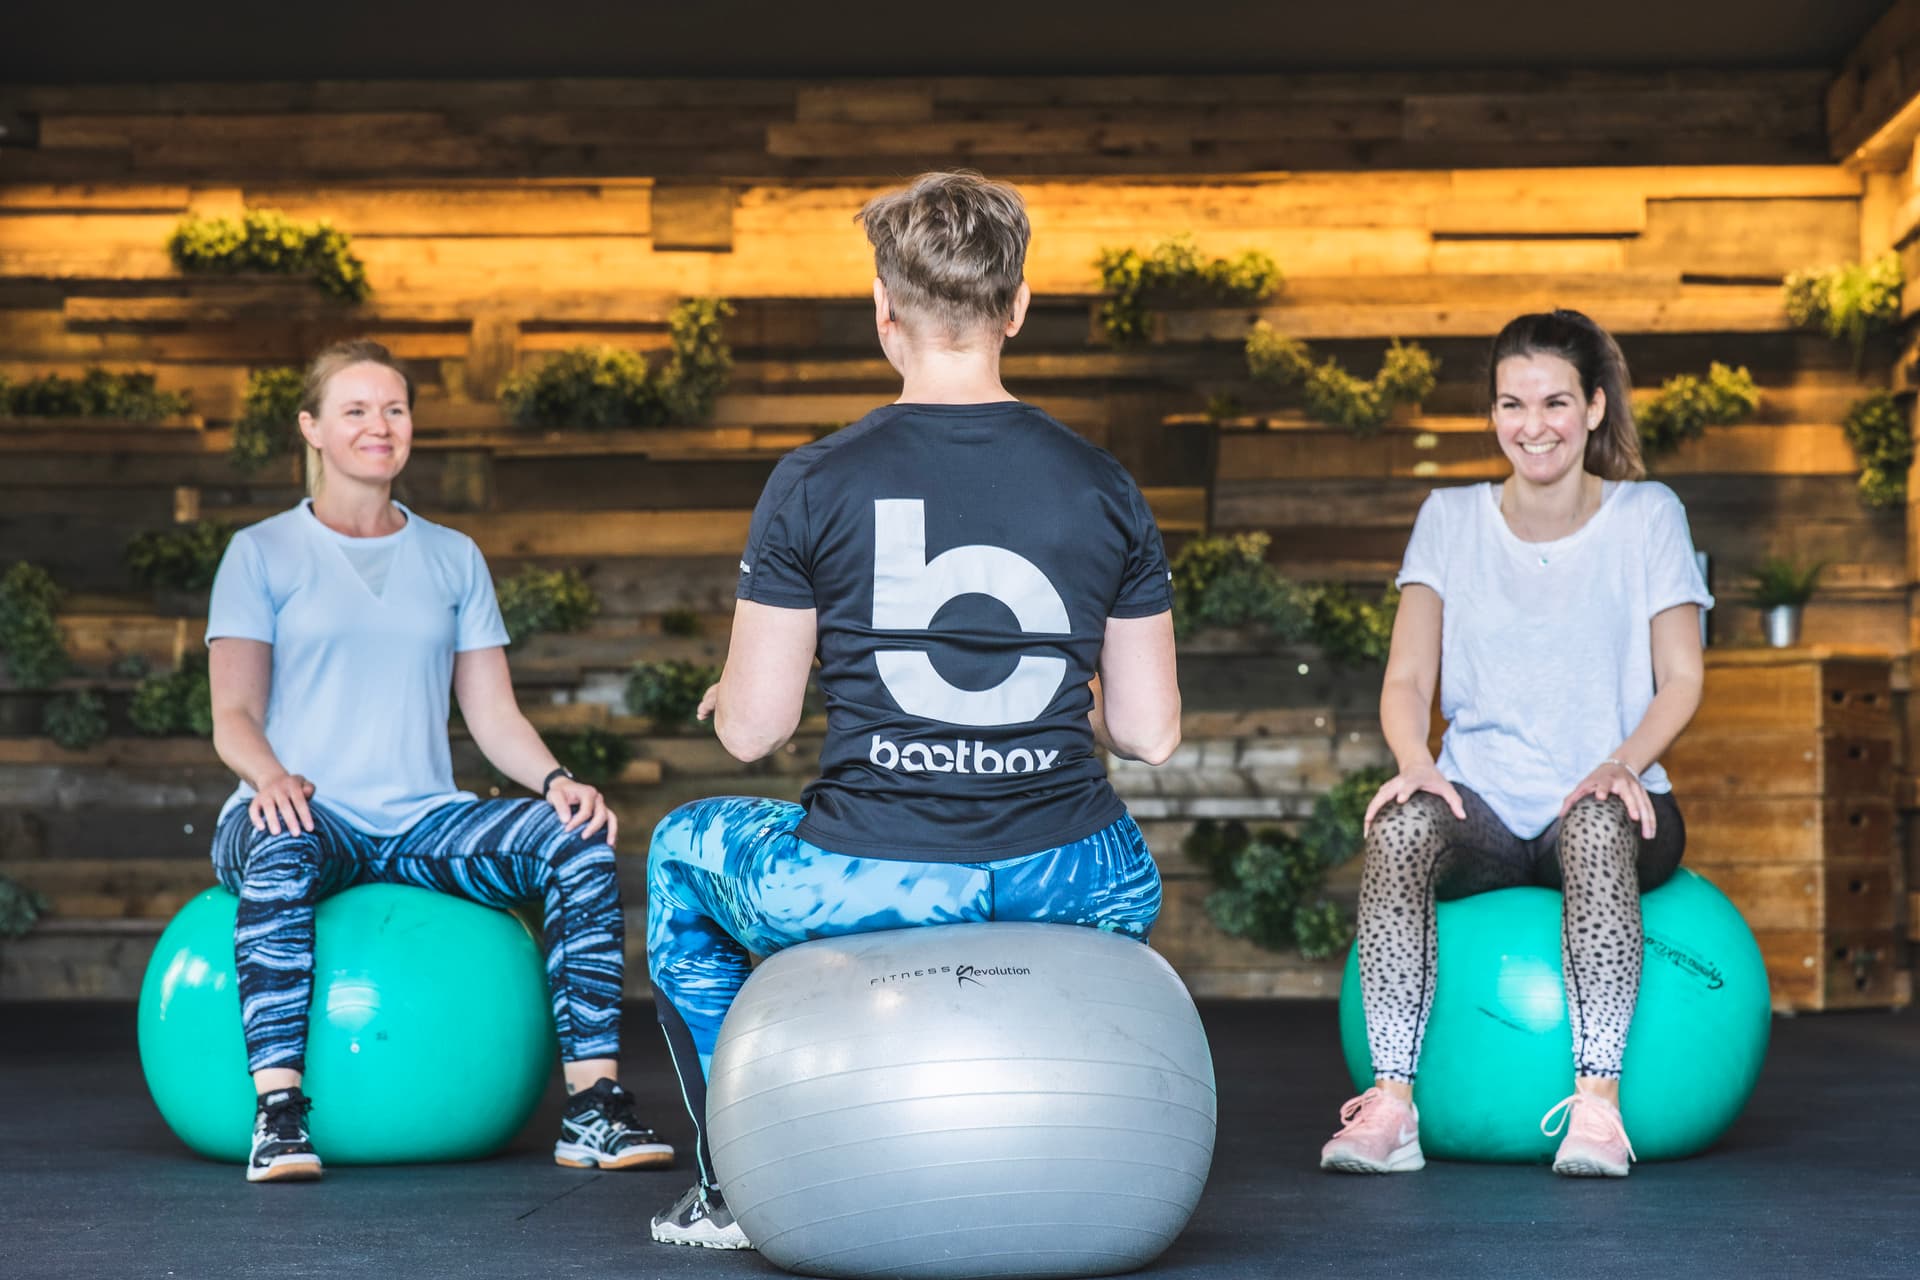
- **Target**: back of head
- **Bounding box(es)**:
[1487,310,1644,482]
[856,171,1030,346]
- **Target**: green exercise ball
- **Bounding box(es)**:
[138,883,557,1164]
[1337,869,1771,1162]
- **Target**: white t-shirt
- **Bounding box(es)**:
[206,500,511,836]
[1396,480,1714,837]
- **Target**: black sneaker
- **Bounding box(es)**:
[555,1079,675,1170]
[651,1182,751,1249]
[247,1088,322,1183]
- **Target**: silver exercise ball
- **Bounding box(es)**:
[707,921,1217,1279]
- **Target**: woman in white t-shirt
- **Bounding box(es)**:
[1319,310,1711,1179]
[204,340,673,1184]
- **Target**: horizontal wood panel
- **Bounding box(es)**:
[1681,796,1896,865]
[1663,731,1894,797]
[1688,860,1896,931]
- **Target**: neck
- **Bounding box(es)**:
[892,341,1015,406]
[1504,469,1600,539]
[310,479,403,537]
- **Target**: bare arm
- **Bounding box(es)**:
[1363,584,1467,830]
[208,637,312,834]
[1093,611,1181,765]
[700,600,817,762]
[454,646,614,843]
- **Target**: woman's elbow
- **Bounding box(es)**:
[714,710,791,763]
[1116,718,1182,766]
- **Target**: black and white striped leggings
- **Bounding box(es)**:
[210,797,625,1073]
[1357,785,1685,1084]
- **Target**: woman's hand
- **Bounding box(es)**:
[1363,763,1467,835]
[1560,761,1655,838]
[250,773,315,835]
[549,776,617,846]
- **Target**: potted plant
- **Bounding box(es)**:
[1746,558,1823,648]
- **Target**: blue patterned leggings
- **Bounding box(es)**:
[210,797,624,1073]
[646,796,1163,1184]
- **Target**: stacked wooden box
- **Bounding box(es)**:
[1664,648,1911,1011]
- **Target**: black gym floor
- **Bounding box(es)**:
[1,999,1915,1279]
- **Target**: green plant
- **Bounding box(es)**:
[129,653,213,737]
[1841,391,1912,510]
[167,209,370,303]
[1299,765,1395,869]
[108,654,151,680]
[125,521,235,593]
[230,367,305,472]
[0,873,47,939]
[1246,325,1439,435]
[0,367,190,420]
[549,727,633,789]
[1095,235,1280,345]
[1784,252,1903,365]
[1745,558,1823,609]
[500,298,734,429]
[42,690,108,751]
[1168,532,1306,640]
[659,608,703,638]
[1635,363,1759,457]
[1301,581,1400,666]
[496,567,600,646]
[0,562,71,690]
[625,659,720,729]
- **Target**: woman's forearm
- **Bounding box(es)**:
[212,710,296,791]
[1380,679,1437,773]
[468,710,566,795]
[1608,674,1703,774]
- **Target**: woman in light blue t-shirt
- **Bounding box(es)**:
[1319,311,1711,1180]
[204,340,673,1184]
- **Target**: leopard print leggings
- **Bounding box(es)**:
[1357,784,1685,1083]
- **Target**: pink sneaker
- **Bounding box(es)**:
[1320,1087,1425,1173]
[1541,1091,1636,1177]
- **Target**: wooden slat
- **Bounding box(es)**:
[1663,730,1895,798]
[1687,658,1895,737]
[1682,796,1896,866]
[1828,0,1920,166]
[1687,860,1895,931]
[1749,928,1910,1010]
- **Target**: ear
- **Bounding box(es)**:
[297,410,321,451]
[1005,281,1032,339]
[873,277,893,332]
[1587,386,1606,432]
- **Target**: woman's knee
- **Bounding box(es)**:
[237,828,323,896]
[1364,790,1453,869]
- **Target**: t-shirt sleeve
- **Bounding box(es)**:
[1396,491,1448,597]
[736,455,817,609]
[456,540,512,651]
[1110,478,1174,618]
[1644,485,1716,616]
[205,531,276,645]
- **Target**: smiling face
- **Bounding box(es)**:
[298,361,412,487]
[1492,353,1604,488]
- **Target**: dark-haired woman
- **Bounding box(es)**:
[1319,310,1711,1178]
[204,340,672,1182]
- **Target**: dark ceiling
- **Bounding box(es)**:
[3,0,1895,82]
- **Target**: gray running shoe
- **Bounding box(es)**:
[651,1182,751,1250]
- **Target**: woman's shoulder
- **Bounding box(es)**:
[1608,479,1687,521]
[1416,482,1493,519]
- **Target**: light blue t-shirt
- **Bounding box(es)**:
[1396,480,1714,837]
[206,500,511,836]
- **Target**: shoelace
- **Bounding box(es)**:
[587,1085,659,1142]
[262,1094,313,1142]
[1539,1093,1637,1162]
[1335,1087,1397,1135]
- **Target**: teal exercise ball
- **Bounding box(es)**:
[138,884,557,1164]
[1337,869,1770,1162]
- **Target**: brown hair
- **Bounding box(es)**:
[297,339,415,495]
[855,171,1030,343]
[1487,310,1644,481]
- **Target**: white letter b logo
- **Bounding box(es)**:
[871,499,1069,727]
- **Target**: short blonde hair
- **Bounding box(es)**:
[856,171,1030,341]
[297,339,414,495]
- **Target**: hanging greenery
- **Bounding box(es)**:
[129,653,213,737]
[168,209,370,303]
[496,567,601,646]
[1184,765,1393,957]
[1783,252,1903,364]
[0,562,71,690]
[1168,532,1306,640]
[500,298,735,429]
[549,727,633,789]
[1094,235,1281,346]
[126,521,235,593]
[1635,363,1759,458]
[42,690,109,751]
[1301,582,1401,667]
[1840,390,1912,510]
[659,608,703,638]
[0,872,47,940]
[625,659,721,731]
[0,368,190,420]
[1245,324,1439,435]
[230,367,306,472]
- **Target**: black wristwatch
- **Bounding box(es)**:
[541,766,575,797]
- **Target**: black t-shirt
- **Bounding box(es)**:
[735,401,1174,861]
